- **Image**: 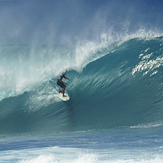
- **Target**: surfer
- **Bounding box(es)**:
[57,72,69,97]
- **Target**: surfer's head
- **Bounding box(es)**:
[62,72,66,75]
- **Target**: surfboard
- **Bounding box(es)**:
[59,92,70,101]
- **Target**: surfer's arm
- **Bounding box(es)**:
[63,76,69,80]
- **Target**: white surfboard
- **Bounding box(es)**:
[59,92,70,101]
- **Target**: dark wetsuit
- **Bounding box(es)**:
[57,74,66,88]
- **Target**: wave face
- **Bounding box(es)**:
[0,36,163,135]
[0,0,163,135]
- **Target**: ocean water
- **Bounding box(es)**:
[0,0,163,162]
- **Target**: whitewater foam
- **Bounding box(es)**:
[131,40,163,76]
[1,146,163,163]
[130,122,163,129]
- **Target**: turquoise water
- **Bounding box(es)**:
[0,0,163,162]
[1,127,163,162]
[1,37,163,134]
[0,37,163,162]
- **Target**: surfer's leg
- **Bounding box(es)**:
[61,88,64,93]
[62,87,67,97]
[58,81,66,96]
